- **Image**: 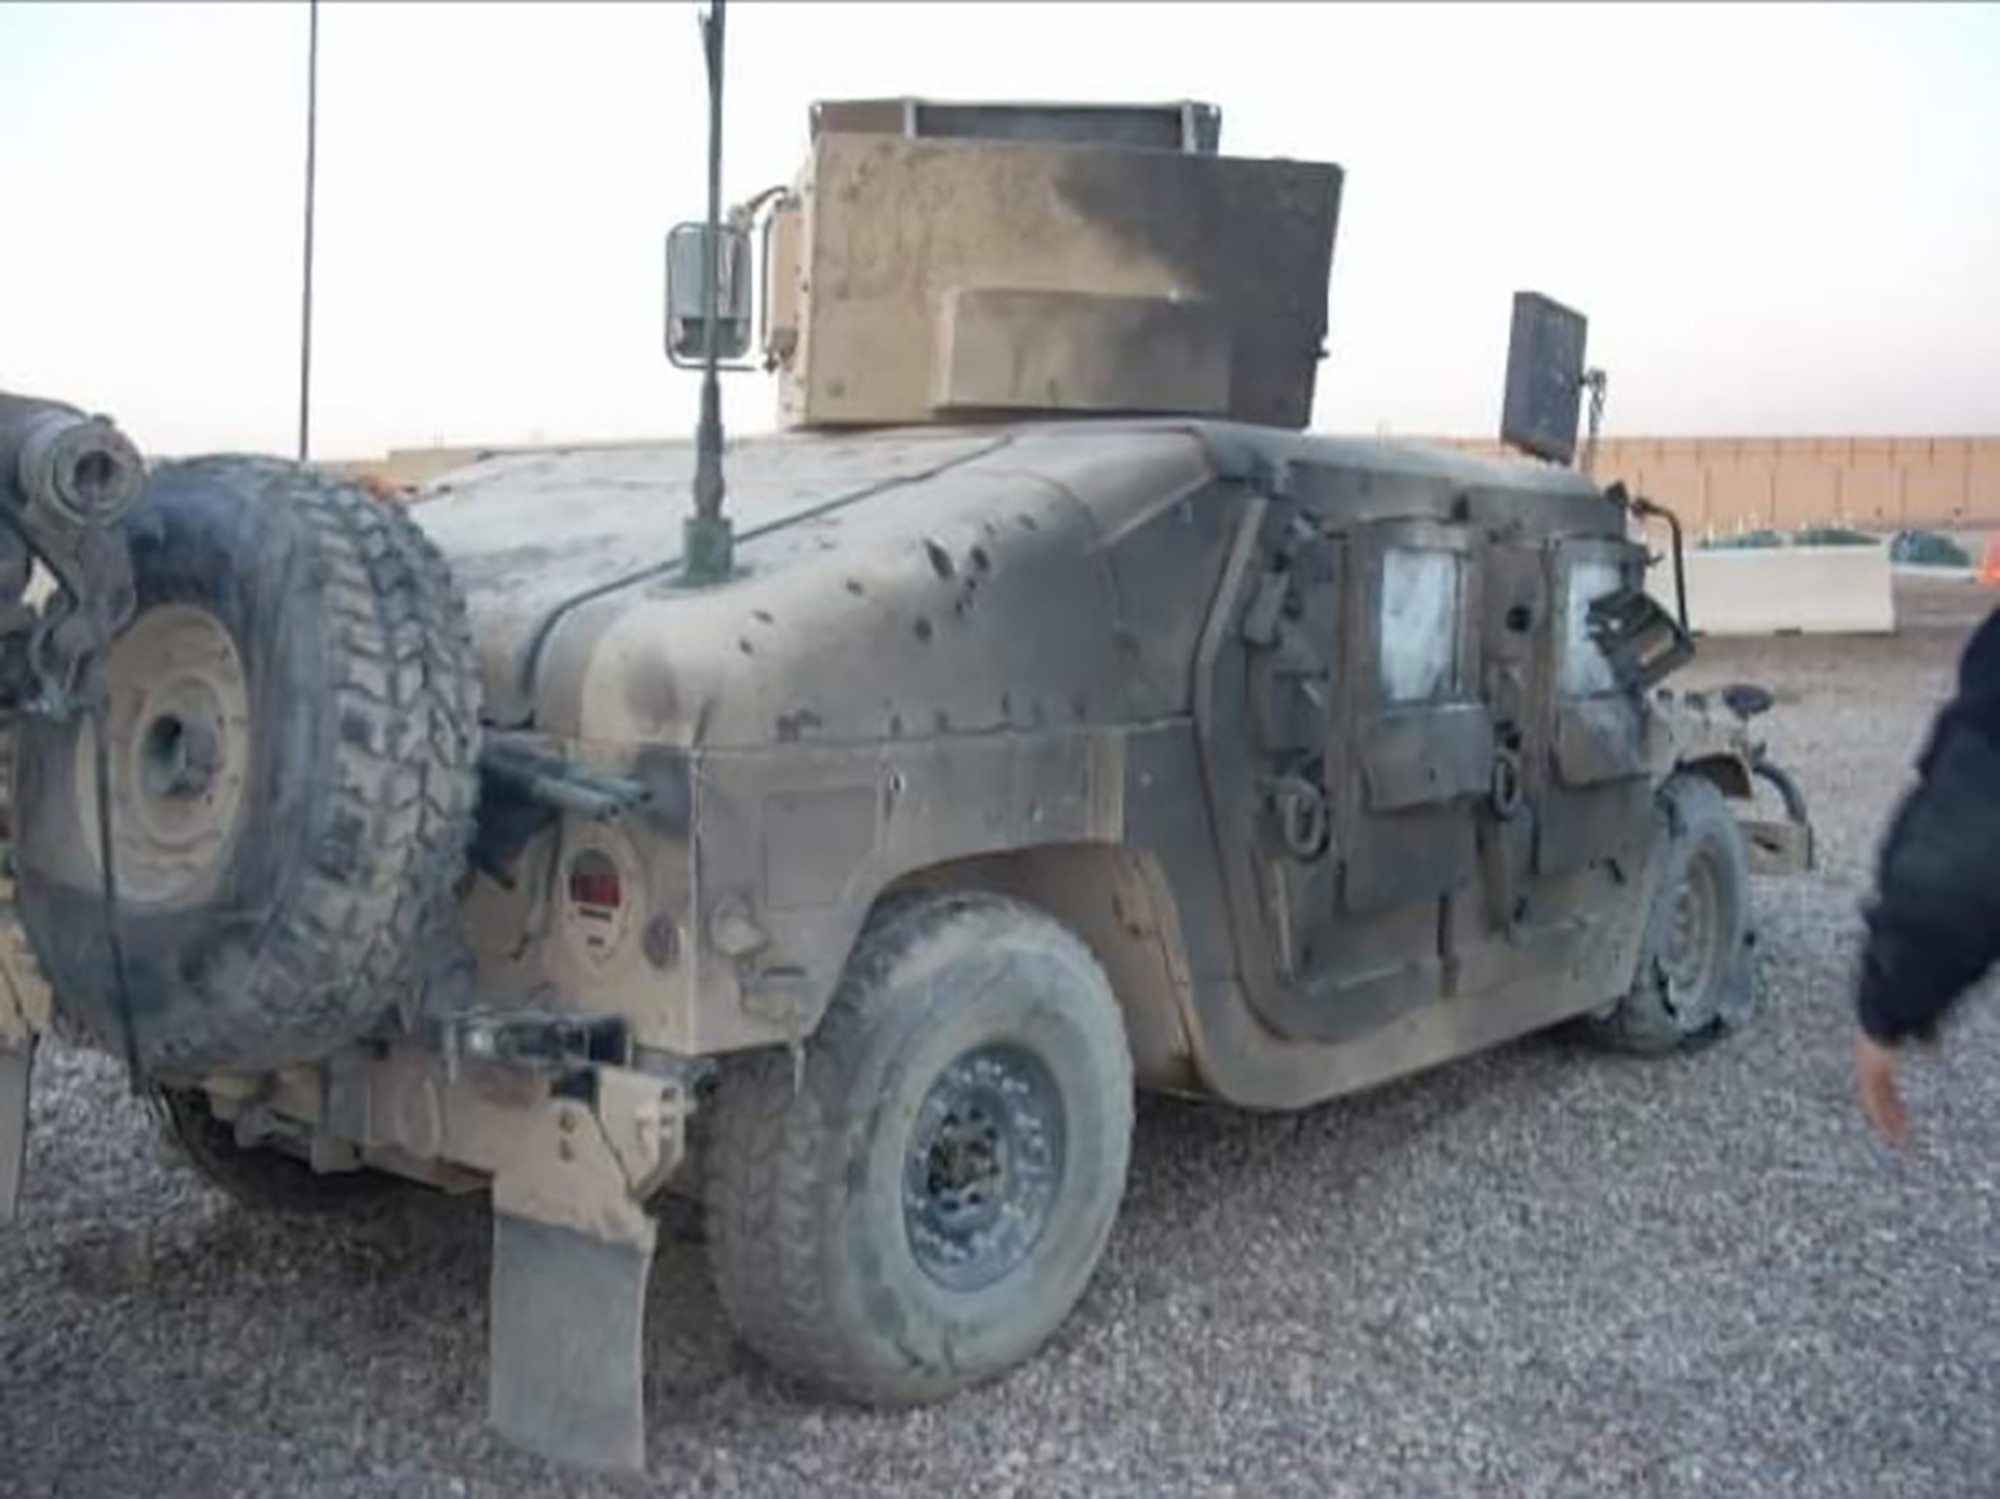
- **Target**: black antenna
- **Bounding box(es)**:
[682,0,733,582]
[297,0,320,463]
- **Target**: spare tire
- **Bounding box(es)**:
[12,456,481,1076]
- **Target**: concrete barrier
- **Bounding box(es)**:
[1646,542,1896,636]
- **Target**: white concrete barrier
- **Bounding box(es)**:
[1646,542,1896,636]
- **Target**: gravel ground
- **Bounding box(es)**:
[5,577,2000,1499]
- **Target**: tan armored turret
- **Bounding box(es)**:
[670,98,1344,432]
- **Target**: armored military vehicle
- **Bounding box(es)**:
[0,19,1813,1476]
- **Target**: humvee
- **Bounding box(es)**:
[0,31,1813,1477]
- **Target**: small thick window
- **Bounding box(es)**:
[1561,557,1624,697]
[1379,547,1461,705]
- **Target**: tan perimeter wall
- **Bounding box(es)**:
[330,434,2000,537]
[1430,436,2000,537]
[324,444,511,490]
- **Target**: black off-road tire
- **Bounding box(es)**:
[153,1085,410,1217]
[13,456,481,1076]
[1579,771,1757,1054]
[704,891,1135,1407]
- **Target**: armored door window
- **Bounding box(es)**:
[1334,519,1495,919]
[1546,537,1654,812]
[1558,553,1624,699]
[1379,546,1464,706]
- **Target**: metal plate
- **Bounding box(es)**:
[1500,291,1588,464]
[489,1212,653,1473]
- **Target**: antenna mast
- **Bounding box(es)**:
[682,0,734,582]
[297,0,320,463]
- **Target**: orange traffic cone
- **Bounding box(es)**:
[1980,537,2000,587]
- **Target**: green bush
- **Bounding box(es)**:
[1791,525,1880,548]
[1889,529,1973,567]
[1699,529,1785,551]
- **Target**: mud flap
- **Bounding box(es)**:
[0,1041,30,1223]
[489,1210,655,1473]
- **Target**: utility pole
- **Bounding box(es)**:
[297,0,320,463]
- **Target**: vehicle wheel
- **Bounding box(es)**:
[152,1085,409,1217]
[1580,771,1756,1054]
[12,456,481,1076]
[703,891,1134,1406]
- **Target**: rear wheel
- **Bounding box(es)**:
[1581,771,1756,1054]
[703,891,1134,1406]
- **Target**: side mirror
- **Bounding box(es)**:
[1499,290,1588,465]
[664,221,754,368]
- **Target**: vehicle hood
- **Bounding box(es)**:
[407,426,1020,726]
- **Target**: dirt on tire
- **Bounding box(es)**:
[703,890,1136,1407]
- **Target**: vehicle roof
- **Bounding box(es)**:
[407,418,1595,726]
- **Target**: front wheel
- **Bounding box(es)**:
[703,891,1134,1406]
[1580,771,1757,1054]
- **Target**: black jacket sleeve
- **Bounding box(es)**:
[1855,606,2000,1045]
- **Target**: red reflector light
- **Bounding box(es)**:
[568,850,622,910]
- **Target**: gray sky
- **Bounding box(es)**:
[3,1,1996,459]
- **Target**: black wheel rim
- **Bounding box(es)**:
[902,1043,1066,1292]
[1661,846,1724,1025]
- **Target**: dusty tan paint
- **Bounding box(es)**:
[776,132,1197,425]
[74,603,255,904]
[211,413,1808,1183]
[1175,873,1663,1113]
[220,1045,684,1249]
[931,287,1234,416]
[769,129,1337,430]
[761,196,803,371]
[148,393,1809,1204]
[394,416,1805,1123]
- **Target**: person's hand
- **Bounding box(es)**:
[1855,1030,1910,1148]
